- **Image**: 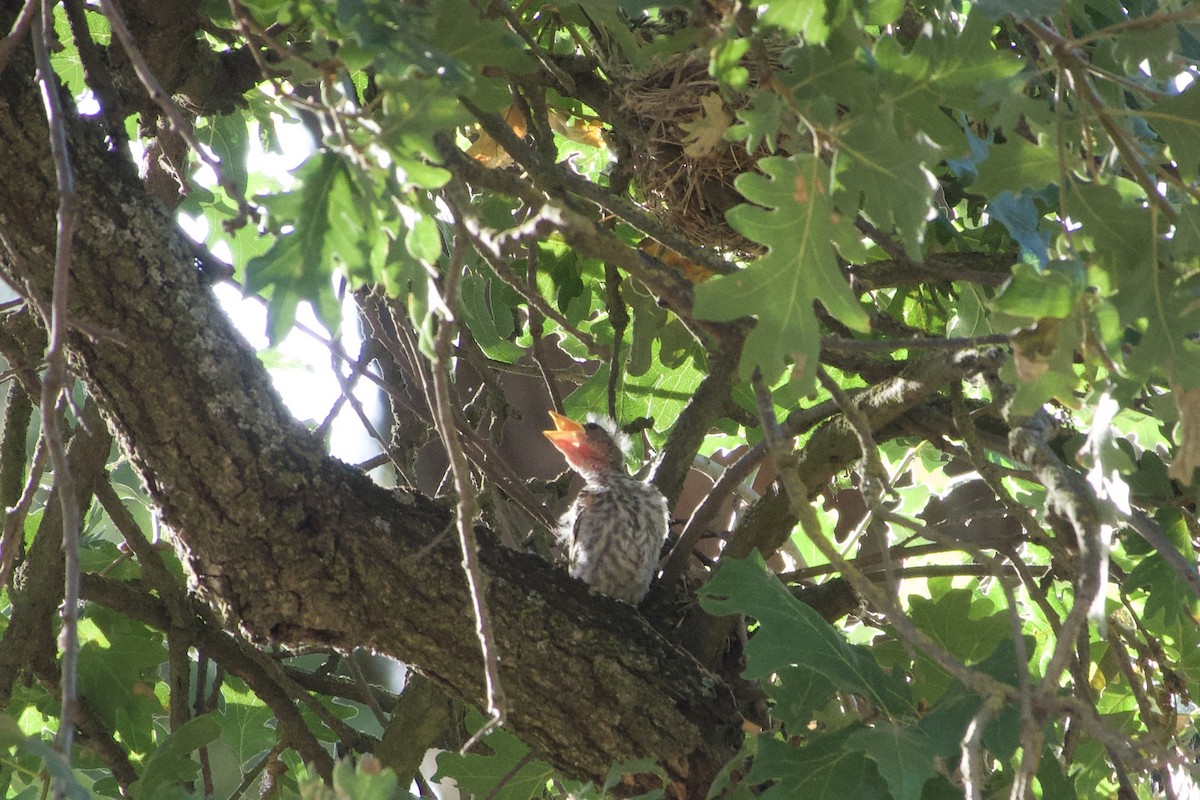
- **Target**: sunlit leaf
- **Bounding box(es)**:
[694,155,869,386]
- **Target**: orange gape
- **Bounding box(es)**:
[543,412,669,604]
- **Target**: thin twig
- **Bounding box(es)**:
[32,2,84,770]
[821,334,1011,353]
[430,213,506,748]
[228,743,287,800]
[1119,508,1200,598]
[0,433,48,587]
[656,396,843,591]
[751,373,1014,703]
[344,651,390,727]
[603,263,626,421]
[0,0,38,75]
[95,0,256,225]
[1069,4,1200,45]
[961,703,995,800]
[457,205,607,358]
[484,752,536,800]
[525,244,563,411]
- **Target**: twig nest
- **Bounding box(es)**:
[616,49,768,253]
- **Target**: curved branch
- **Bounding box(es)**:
[0,38,741,792]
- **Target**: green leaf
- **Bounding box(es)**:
[916,638,1025,760]
[874,12,1023,146]
[77,608,166,756]
[0,714,21,749]
[875,585,1011,704]
[13,736,92,800]
[1065,177,1153,273]
[326,759,417,800]
[728,89,786,154]
[218,691,277,764]
[245,153,349,342]
[426,0,536,73]
[699,553,913,716]
[1124,513,1200,625]
[196,113,250,198]
[405,216,443,265]
[459,269,524,363]
[1173,204,1200,258]
[1115,263,1200,389]
[711,38,751,90]
[971,135,1063,199]
[975,0,1063,21]
[130,715,221,800]
[693,155,869,386]
[845,723,939,800]
[992,261,1085,320]
[379,78,473,159]
[434,718,554,800]
[746,729,889,800]
[1147,84,1200,180]
[834,115,940,257]
[760,0,844,44]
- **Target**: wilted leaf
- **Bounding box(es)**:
[466,104,528,168]
[680,93,733,158]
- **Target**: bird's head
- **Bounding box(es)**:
[543,411,630,478]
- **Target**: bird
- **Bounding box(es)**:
[543,411,669,604]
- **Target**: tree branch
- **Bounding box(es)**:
[0,38,741,791]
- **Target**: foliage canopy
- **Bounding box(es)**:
[1,0,1199,798]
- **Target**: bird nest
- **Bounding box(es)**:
[615,49,771,254]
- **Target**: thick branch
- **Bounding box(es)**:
[0,35,740,792]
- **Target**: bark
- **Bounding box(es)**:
[0,30,740,794]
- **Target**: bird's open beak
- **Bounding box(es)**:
[544,411,586,459]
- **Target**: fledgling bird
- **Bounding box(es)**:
[543,411,669,604]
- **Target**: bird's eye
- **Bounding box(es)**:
[583,422,602,433]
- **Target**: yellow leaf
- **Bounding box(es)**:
[1168,384,1200,485]
[465,105,527,169]
[680,92,732,158]
[548,110,606,148]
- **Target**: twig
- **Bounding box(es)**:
[0,433,48,587]
[429,211,506,748]
[961,703,995,800]
[344,651,390,727]
[32,2,84,771]
[456,204,607,358]
[484,752,536,800]
[1024,20,1176,223]
[484,0,574,94]
[525,244,563,411]
[61,0,124,134]
[228,743,287,800]
[95,0,256,225]
[1069,4,1200,45]
[821,334,1011,353]
[603,263,626,421]
[459,98,734,280]
[750,373,1014,703]
[1119,509,1200,598]
[0,0,37,75]
[360,295,557,529]
[656,396,843,590]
